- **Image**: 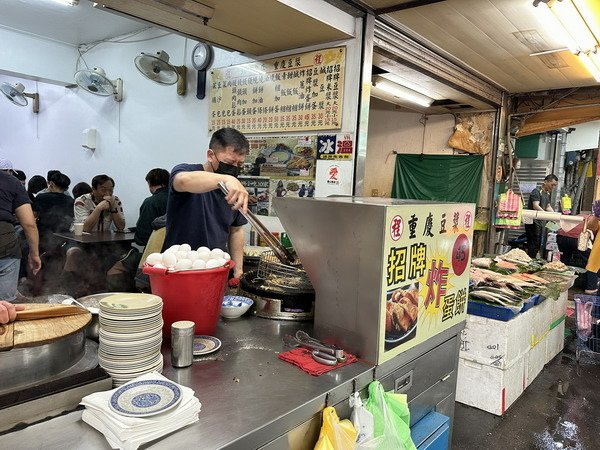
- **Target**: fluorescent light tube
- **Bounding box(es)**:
[378,72,439,100]
[573,0,600,43]
[51,0,79,6]
[577,51,600,82]
[536,1,579,53]
[373,79,434,107]
[547,0,597,52]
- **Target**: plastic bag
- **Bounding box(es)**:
[363,381,417,450]
[314,406,358,450]
[350,392,375,446]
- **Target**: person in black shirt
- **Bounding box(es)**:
[34,173,74,254]
[0,171,41,300]
[525,173,558,258]
[107,168,170,291]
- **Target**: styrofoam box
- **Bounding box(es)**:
[525,337,547,386]
[531,299,553,346]
[551,291,568,323]
[460,308,533,369]
[456,355,526,416]
[546,319,565,363]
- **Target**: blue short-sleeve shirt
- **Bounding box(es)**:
[164,164,247,251]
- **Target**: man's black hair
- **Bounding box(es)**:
[51,173,71,191]
[145,168,170,187]
[14,170,26,182]
[47,170,60,181]
[72,182,92,199]
[209,128,249,155]
[544,174,558,182]
[91,174,115,189]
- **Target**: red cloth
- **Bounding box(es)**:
[278,348,358,376]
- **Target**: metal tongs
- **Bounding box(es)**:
[218,181,297,266]
[284,330,346,366]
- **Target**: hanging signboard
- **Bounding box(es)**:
[380,204,474,362]
[209,47,346,133]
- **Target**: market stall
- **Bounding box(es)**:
[0,197,474,449]
[456,248,574,415]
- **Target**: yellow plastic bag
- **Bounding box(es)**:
[314,406,358,450]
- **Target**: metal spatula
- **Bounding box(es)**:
[218,181,297,266]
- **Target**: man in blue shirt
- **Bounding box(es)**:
[165,128,250,278]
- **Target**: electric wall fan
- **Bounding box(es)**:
[0,82,40,113]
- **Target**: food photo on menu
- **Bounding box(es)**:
[385,283,420,350]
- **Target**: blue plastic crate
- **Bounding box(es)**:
[467,300,518,321]
[520,296,535,313]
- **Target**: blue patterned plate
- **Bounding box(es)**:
[109,379,182,417]
[193,335,221,356]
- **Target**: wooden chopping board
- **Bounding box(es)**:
[0,304,91,351]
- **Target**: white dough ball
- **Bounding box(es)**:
[146,253,162,266]
[215,257,227,267]
[192,259,206,270]
[175,259,193,270]
[197,246,210,253]
[198,250,211,261]
[222,252,231,261]
[179,244,192,252]
[210,248,224,259]
[168,245,181,252]
[154,263,166,269]
[188,250,199,261]
[176,251,189,261]
[206,259,221,269]
[162,252,177,268]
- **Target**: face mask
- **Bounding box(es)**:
[211,154,241,178]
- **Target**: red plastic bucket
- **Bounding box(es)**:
[143,261,234,336]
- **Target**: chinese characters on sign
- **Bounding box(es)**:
[383,206,474,356]
[209,47,346,133]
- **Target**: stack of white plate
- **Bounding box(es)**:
[98,293,164,386]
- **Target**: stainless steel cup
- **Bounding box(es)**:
[171,320,194,368]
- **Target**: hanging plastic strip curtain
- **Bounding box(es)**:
[392,154,484,204]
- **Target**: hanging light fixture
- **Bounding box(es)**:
[533,0,600,81]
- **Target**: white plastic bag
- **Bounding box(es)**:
[350,392,375,446]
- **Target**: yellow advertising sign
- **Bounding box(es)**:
[209,47,345,133]
[381,204,475,362]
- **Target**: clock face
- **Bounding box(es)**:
[192,43,213,71]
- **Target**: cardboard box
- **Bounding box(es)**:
[525,337,547,386]
[456,356,526,416]
[460,309,533,369]
[546,318,565,363]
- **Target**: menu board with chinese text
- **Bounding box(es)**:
[380,204,475,362]
[209,47,345,133]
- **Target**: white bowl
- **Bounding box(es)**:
[220,296,254,319]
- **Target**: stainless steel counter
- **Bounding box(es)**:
[1,315,462,449]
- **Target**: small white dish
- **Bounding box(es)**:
[193,335,221,356]
[220,296,254,319]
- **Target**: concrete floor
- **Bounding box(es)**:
[452,318,600,450]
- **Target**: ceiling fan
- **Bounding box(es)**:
[74,67,123,102]
[0,82,40,113]
[134,50,187,95]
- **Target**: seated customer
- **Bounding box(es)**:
[34,173,74,253]
[107,169,169,291]
[74,174,125,232]
[62,175,125,296]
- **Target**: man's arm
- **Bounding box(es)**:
[228,225,244,279]
[173,171,249,213]
[82,202,110,232]
[14,204,41,275]
[531,200,544,211]
[108,196,125,231]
